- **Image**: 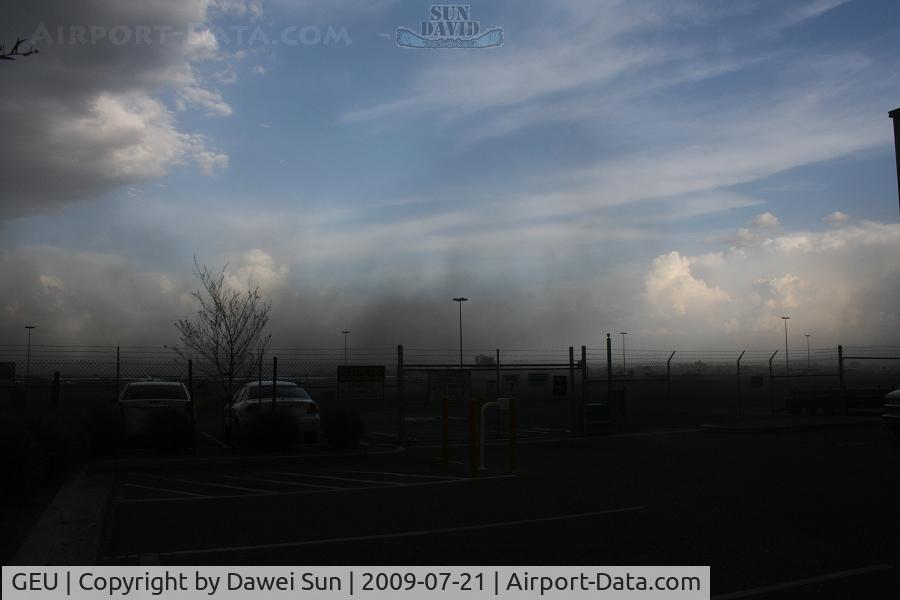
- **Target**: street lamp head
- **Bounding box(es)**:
[620,332,627,335]
[341,330,351,335]
[780,316,790,320]
[452,297,468,302]
[25,325,36,330]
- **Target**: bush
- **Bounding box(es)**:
[27,412,88,478]
[322,408,364,450]
[145,410,194,451]
[241,409,300,451]
[84,406,124,457]
[0,412,44,495]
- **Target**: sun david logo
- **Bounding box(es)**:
[397,5,503,49]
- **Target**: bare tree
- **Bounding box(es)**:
[1,38,39,61]
[175,259,272,409]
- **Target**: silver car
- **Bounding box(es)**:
[117,380,193,443]
[227,380,320,443]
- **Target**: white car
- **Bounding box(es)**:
[227,380,320,443]
[116,380,193,443]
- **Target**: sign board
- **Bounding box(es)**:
[337,365,385,402]
[428,369,471,401]
[553,375,568,396]
[502,374,520,393]
[528,372,549,387]
[337,365,385,383]
[0,362,14,381]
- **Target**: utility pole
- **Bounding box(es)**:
[805,334,811,371]
[780,317,790,375]
[890,108,900,216]
[341,330,351,365]
[620,332,627,374]
[452,297,468,368]
[24,325,35,382]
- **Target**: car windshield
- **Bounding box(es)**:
[122,384,187,400]
[248,385,310,400]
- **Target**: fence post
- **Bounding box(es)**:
[838,344,846,416]
[667,351,675,419]
[768,350,778,413]
[115,345,120,403]
[188,359,195,451]
[50,371,60,410]
[441,395,449,469]
[569,346,576,436]
[581,345,587,437]
[736,351,745,417]
[509,397,517,472]
[397,344,405,445]
[468,398,478,477]
[606,333,612,394]
[271,356,278,412]
[495,348,500,397]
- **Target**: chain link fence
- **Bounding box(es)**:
[2,343,898,444]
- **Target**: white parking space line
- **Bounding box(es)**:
[117,473,517,504]
[153,506,645,558]
[310,468,466,481]
[417,427,698,449]
[712,564,894,599]
[135,474,274,494]
[123,483,208,498]
[219,474,338,489]
[270,471,404,486]
[838,439,896,447]
[200,432,228,448]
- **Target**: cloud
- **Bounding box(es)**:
[781,0,850,27]
[224,249,289,292]
[751,212,780,228]
[640,220,900,344]
[644,251,731,318]
[0,0,234,219]
[824,211,849,225]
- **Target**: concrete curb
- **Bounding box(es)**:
[11,468,114,565]
[92,445,405,473]
[700,417,880,434]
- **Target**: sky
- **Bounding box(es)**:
[1,0,899,352]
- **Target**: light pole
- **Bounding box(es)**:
[24,325,35,382]
[341,331,351,365]
[780,317,790,375]
[620,332,627,374]
[890,108,900,216]
[452,297,468,368]
[804,334,811,371]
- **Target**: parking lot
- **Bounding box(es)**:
[94,421,900,597]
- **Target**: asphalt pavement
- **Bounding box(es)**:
[97,422,900,598]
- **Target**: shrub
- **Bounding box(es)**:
[26,412,88,478]
[321,408,364,450]
[0,412,44,495]
[241,409,300,451]
[145,410,194,451]
[84,406,124,457]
